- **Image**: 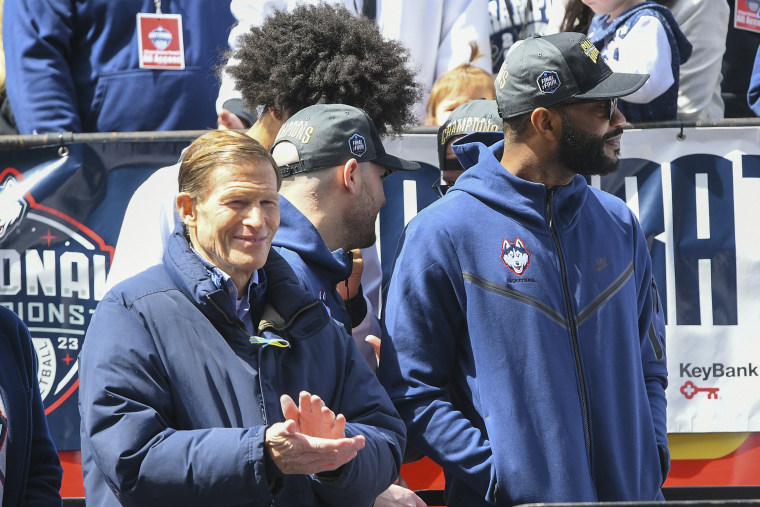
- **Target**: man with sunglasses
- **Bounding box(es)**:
[379,33,669,507]
[434,99,502,198]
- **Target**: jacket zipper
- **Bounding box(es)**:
[207,295,273,423]
[545,188,592,468]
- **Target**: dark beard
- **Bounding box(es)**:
[556,114,623,177]
[341,177,378,250]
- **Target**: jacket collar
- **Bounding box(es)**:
[452,132,589,232]
[272,195,352,283]
[163,223,329,338]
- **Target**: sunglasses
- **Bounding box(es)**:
[432,158,464,197]
[560,97,618,121]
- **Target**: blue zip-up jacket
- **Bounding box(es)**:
[3,0,234,134]
[272,196,378,369]
[0,307,63,507]
[273,197,353,331]
[587,2,691,122]
[378,133,668,506]
[79,227,405,506]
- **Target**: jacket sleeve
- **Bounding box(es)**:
[17,316,64,506]
[2,0,82,134]
[309,325,406,506]
[79,295,277,507]
[634,220,669,483]
[378,223,497,503]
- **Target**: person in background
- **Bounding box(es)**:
[585,0,691,121]
[218,0,491,128]
[3,1,234,133]
[489,0,557,73]
[746,46,760,116]
[557,0,727,120]
[79,130,406,506]
[379,32,667,506]
[724,0,760,118]
[425,43,496,126]
[667,0,728,120]
[0,0,17,135]
[0,306,63,506]
[434,99,502,197]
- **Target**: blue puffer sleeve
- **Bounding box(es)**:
[78,294,276,507]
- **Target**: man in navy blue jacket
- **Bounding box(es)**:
[379,33,668,506]
[270,104,420,372]
[78,130,405,506]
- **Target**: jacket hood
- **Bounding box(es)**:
[272,196,352,284]
[451,133,589,232]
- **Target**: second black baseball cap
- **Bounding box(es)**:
[272,104,420,177]
[494,32,649,119]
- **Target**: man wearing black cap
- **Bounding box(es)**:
[271,104,420,371]
[271,104,425,506]
[379,33,668,507]
[435,99,502,198]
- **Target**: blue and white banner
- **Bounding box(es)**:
[1,126,758,451]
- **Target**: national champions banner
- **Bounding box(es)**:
[0,126,758,450]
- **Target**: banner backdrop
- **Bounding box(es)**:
[1,127,759,450]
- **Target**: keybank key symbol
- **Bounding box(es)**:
[680,380,719,400]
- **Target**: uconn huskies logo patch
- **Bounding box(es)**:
[348,134,367,157]
[502,238,531,276]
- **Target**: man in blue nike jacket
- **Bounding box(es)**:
[79,130,405,506]
[379,33,669,506]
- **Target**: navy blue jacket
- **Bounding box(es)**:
[0,306,62,506]
[379,133,668,506]
[79,228,405,506]
[272,196,377,369]
[3,0,234,134]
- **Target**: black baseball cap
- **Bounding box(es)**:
[437,99,502,169]
[494,32,649,119]
[272,104,420,177]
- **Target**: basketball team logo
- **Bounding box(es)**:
[348,134,367,157]
[501,237,531,276]
[0,167,113,416]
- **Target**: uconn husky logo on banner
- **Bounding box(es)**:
[0,168,113,425]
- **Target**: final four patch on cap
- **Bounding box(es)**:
[537,71,561,94]
[348,134,367,157]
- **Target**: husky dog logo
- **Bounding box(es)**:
[501,237,531,276]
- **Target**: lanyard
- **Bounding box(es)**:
[154,0,162,16]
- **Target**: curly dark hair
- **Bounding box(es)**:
[226,3,421,135]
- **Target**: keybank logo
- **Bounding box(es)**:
[680,362,758,380]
